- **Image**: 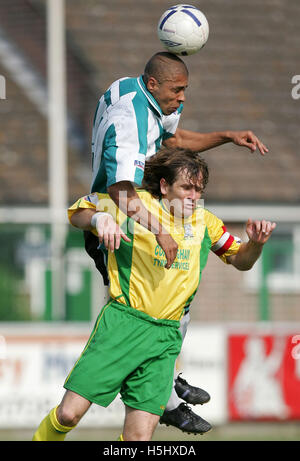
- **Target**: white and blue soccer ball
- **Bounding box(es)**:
[157,4,209,56]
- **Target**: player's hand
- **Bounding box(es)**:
[230,130,269,155]
[156,232,178,269]
[246,218,276,245]
[95,214,131,252]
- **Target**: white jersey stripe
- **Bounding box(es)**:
[110,80,120,106]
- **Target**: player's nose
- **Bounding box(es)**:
[188,188,197,200]
[178,90,185,103]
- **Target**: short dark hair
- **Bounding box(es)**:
[142,147,209,198]
[143,52,188,84]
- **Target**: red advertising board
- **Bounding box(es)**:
[228,333,300,420]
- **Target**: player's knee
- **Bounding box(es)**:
[56,405,82,427]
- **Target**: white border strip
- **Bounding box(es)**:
[0,204,299,224]
[206,204,300,223]
[0,208,68,224]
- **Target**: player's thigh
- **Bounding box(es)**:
[123,405,160,441]
[57,389,92,426]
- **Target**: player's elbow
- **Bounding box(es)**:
[108,181,135,204]
[70,212,80,229]
[107,183,120,203]
[163,131,182,149]
[233,261,256,271]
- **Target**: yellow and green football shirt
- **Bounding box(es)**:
[68,190,241,322]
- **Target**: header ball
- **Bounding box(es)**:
[157,4,209,56]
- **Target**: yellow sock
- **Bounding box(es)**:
[32,406,76,441]
[117,434,124,441]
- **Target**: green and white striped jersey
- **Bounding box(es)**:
[91,75,183,193]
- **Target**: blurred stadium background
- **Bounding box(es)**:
[0,0,300,441]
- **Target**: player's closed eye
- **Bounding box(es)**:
[174,87,186,94]
[182,185,203,193]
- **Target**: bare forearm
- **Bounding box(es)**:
[164,128,268,155]
[164,128,231,152]
[108,181,163,234]
[228,241,264,271]
[70,208,95,230]
[227,218,276,270]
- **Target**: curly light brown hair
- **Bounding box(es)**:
[142,147,209,198]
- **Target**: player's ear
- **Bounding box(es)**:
[146,76,159,92]
[160,178,168,195]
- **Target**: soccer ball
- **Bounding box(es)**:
[157,4,209,56]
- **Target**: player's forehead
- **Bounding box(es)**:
[161,72,188,88]
[159,60,188,81]
[174,168,203,186]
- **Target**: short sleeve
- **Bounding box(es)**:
[205,210,241,264]
[68,193,99,227]
[68,192,127,234]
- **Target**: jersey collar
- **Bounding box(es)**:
[137,75,163,117]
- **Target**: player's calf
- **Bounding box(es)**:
[123,406,160,441]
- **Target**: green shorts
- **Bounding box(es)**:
[64,299,182,416]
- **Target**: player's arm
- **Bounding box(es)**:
[70,208,96,230]
[164,128,268,155]
[227,219,276,270]
[70,206,130,253]
[108,181,178,269]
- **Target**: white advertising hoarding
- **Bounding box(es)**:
[176,323,227,425]
[0,325,124,428]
